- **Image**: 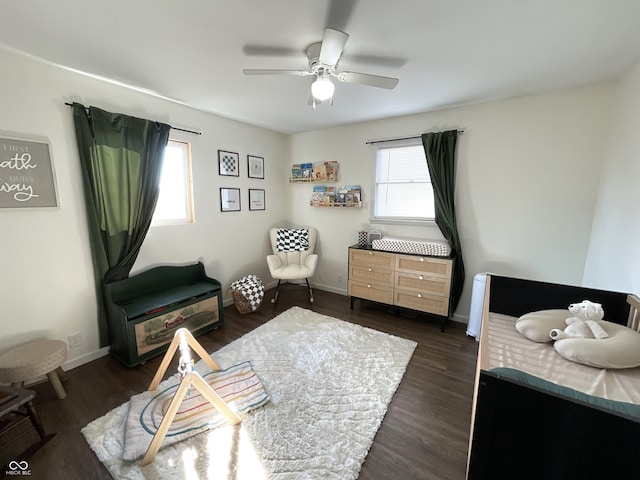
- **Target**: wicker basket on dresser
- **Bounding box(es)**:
[348,245,453,331]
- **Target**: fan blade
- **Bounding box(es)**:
[344,53,407,69]
[326,0,357,31]
[242,45,303,57]
[336,71,399,89]
[243,69,313,76]
[319,28,349,66]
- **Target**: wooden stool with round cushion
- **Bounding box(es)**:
[0,340,68,399]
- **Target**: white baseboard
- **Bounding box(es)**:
[311,282,468,325]
[64,346,111,371]
[312,283,347,296]
[13,346,111,385]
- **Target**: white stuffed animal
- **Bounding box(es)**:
[566,300,604,325]
[549,300,609,340]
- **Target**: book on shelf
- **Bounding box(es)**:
[312,186,335,193]
[337,185,361,204]
[311,185,336,204]
[291,161,338,181]
[301,163,313,178]
[312,164,325,179]
[325,162,337,181]
[291,164,302,179]
[310,184,361,206]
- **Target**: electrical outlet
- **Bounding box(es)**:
[68,332,82,348]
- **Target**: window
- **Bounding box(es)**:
[373,141,435,223]
[151,140,194,226]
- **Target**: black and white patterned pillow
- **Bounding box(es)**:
[276,228,309,252]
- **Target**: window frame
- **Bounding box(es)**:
[151,139,194,227]
[370,139,436,226]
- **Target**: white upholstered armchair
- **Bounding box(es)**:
[266,227,318,304]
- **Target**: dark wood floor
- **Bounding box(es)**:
[2,287,478,480]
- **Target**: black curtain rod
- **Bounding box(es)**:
[64,102,201,135]
[365,130,464,145]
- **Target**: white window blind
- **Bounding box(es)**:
[373,142,435,222]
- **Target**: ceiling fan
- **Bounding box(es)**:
[242,27,399,107]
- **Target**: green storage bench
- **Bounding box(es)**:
[104,261,223,367]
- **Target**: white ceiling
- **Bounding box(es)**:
[2,0,640,134]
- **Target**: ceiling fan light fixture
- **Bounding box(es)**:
[311,76,335,101]
[243,27,400,106]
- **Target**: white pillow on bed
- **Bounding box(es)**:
[553,320,640,369]
[515,309,570,343]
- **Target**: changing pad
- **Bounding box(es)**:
[371,236,451,257]
[487,312,640,404]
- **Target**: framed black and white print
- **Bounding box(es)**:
[249,189,265,210]
[247,155,264,179]
[220,187,241,212]
[218,150,239,176]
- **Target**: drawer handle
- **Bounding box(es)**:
[420,257,424,262]
[367,284,371,288]
[368,268,372,272]
[368,251,373,255]
[419,275,424,280]
[417,293,422,298]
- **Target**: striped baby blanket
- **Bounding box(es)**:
[122,361,269,461]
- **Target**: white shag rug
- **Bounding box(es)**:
[82,306,417,480]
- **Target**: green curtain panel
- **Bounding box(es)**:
[73,103,170,346]
[421,130,465,315]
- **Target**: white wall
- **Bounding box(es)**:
[0,48,288,367]
[1,43,632,370]
[583,60,640,294]
[289,84,615,321]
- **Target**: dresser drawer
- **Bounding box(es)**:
[394,289,449,316]
[395,254,452,279]
[350,249,394,269]
[350,265,394,287]
[348,280,394,305]
[395,271,450,297]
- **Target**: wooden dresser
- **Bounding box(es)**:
[348,245,453,330]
